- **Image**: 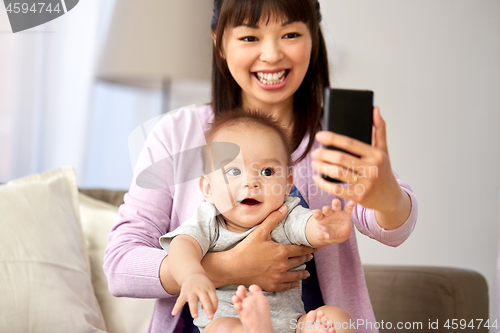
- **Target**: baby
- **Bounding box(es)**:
[160,109,356,333]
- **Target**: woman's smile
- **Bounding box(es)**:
[252,69,290,90]
[253,69,288,84]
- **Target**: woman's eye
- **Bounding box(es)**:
[261,168,275,177]
[283,32,300,39]
[227,168,241,176]
[240,36,258,42]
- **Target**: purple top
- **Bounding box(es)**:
[103,104,418,333]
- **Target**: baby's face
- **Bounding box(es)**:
[204,125,293,232]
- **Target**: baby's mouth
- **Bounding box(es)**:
[253,70,289,85]
[240,198,261,206]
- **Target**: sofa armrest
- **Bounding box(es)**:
[363,265,489,332]
[79,188,127,207]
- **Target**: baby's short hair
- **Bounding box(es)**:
[202,108,294,174]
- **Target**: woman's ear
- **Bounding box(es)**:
[285,171,294,196]
[211,30,216,47]
[199,175,214,204]
[211,30,226,59]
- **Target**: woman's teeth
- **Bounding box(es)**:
[255,70,287,85]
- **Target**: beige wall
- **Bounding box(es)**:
[321,0,500,323]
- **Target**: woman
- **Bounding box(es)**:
[103,1,417,332]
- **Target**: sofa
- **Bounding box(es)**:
[0,168,490,332]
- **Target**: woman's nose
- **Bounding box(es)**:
[259,40,283,64]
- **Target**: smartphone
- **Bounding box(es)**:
[321,88,374,183]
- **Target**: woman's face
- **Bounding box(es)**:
[221,17,312,112]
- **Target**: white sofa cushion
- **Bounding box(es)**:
[79,192,155,333]
[0,167,107,332]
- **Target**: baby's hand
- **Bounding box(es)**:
[171,274,218,320]
[312,199,355,243]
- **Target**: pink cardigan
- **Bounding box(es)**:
[103,104,418,333]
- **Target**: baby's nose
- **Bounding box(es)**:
[246,178,260,188]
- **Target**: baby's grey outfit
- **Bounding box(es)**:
[159,196,314,333]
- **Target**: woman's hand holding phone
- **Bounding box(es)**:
[312,107,411,229]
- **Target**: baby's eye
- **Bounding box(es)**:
[283,32,300,39]
[240,36,258,42]
[261,168,275,177]
[226,168,241,176]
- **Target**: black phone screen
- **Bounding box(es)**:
[322,88,374,182]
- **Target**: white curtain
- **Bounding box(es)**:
[0,0,114,184]
[0,0,211,189]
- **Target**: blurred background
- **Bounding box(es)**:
[0,0,499,326]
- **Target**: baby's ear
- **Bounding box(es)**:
[199,175,214,204]
[285,171,294,196]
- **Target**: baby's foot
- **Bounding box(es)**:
[303,310,335,333]
[232,285,273,333]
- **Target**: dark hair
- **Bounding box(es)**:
[210,0,330,163]
[203,108,294,175]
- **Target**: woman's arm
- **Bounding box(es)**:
[104,185,177,299]
[103,110,185,299]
